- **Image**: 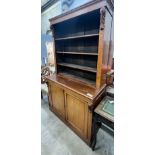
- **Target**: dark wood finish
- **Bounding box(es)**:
[56,52,98,55]
[91,95,114,150]
[50,83,65,118]
[96,8,105,88]
[46,74,106,144]
[91,112,114,150]
[41,91,43,99]
[55,34,99,41]
[58,72,96,87]
[56,53,98,68]
[47,74,104,100]
[57,67,97,87]
[96,7,113,88]
[55,35,99,54]
[46,74,107,144]
[50,1,113,88]
[66,94,88,138]
[47,0,114,145]
[57,62,97,73]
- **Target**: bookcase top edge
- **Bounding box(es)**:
[49,0,108,25]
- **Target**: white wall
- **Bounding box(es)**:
[41,1,62,34]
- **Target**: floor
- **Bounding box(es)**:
[41,94,114,155]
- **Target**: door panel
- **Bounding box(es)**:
[66,94,88,137]
[51,84,65,118]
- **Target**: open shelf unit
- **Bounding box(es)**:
[50,2,113,88]
[55,35,99,54]
[53,9,100,87]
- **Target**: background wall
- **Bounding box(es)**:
[41,1,62,35]
[41,35,52,65]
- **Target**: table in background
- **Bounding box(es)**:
[91,96,114,150]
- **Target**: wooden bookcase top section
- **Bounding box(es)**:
[49,0,114,88]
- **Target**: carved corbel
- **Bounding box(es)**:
[100,7,106,31]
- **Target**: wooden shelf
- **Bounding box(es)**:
[57,63,97,73]
[55,34,99,41]
[56,52,98,55]
[58,72,96,87]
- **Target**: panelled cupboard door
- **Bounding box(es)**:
[51,84,65,118]
[66,94,88,138]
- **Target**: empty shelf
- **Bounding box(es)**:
[55,34,99,41]
[57,63,97,73]
[56,52,98,55]
[58,72,96,87]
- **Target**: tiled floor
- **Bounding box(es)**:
[41,97,114,155]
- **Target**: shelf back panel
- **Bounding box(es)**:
[57,66,96,82]
[54,9,100,39]
[55,36,99,53]
[56,54,97,68]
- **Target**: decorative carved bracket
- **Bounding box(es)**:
[100,7,106,31]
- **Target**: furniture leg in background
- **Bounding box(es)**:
[91,96,114,150]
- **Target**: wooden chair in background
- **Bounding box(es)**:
[41,66,50,99]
